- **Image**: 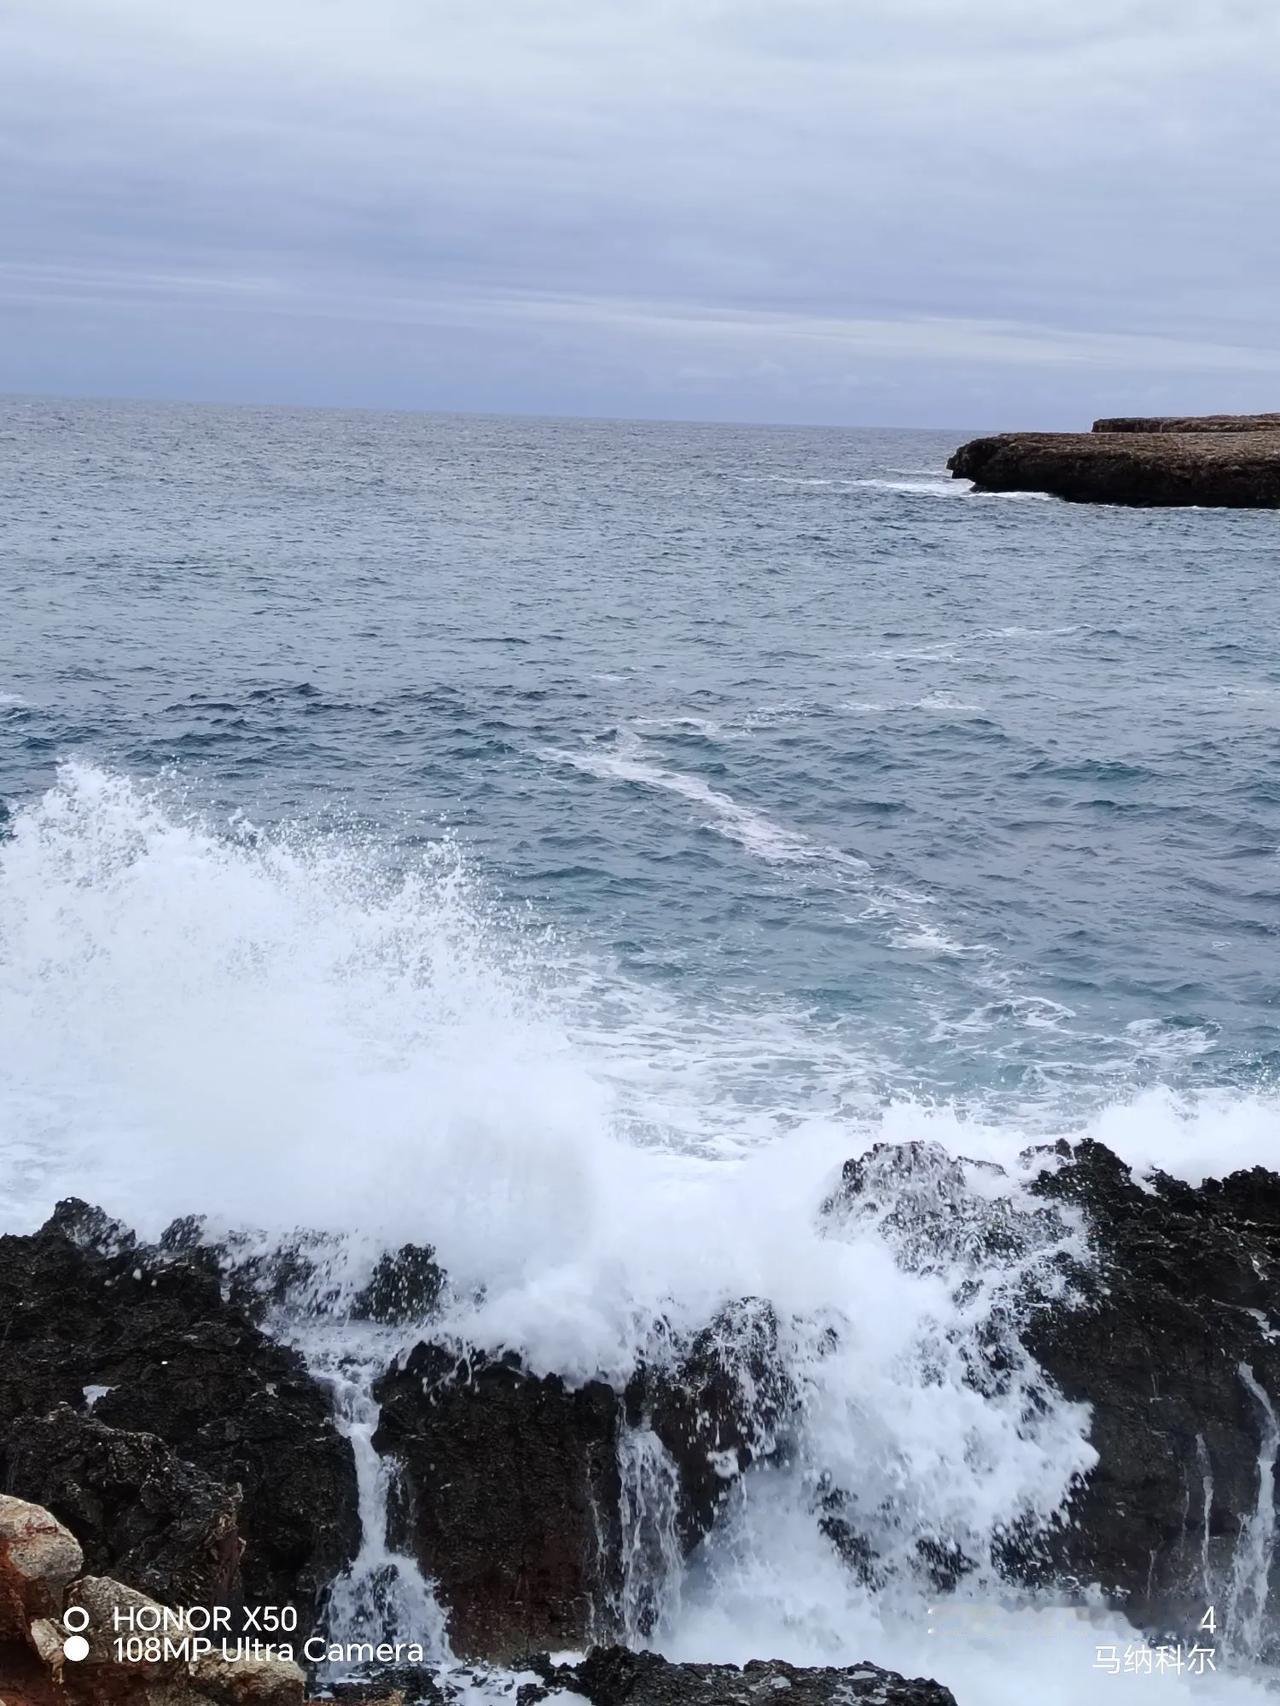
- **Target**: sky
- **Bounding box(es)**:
[0,0,1277,427]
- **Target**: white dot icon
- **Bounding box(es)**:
[63,1634,90,1663]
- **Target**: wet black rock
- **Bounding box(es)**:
[4,1404,242,1609]
[352,1244,445,1326]
[311,1677,445,1705]
[158,1214,336,1322]
[373,1343,623,1662]
[823,1133,1280,1650]
[628,1299,798,1549]
[1020,1140,1280,1647]
[0,1201,360,1635]
[539,1646,958,1706]
[820,1141,1078,1594]
[376,1297,804,1660]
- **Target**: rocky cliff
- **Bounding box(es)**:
[948,417,1280,506]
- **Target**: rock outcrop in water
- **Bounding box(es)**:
[373,1302,802,1662]
[1092,413,1280,434]
[828,1137,1280,1655]
[1023,1140,1280,1653]
[948,414,1280,506]
[374,1343,624,1662]
[6,1150,1280,1687]
[626,1299,797,1550]
[0,1202,360,1636]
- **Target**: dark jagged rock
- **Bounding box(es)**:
[823,1139,1067,1279]
[820,1141,1081,1594]
[309,1677,444,1705]
[538,1646,958,1706]
[373,1343,623,1662]
[0,1202,359,1635]
[158,1214,336,1322]
[1093,413,1280,433]
[375,1290,805,1660]
[4,1405,242,1609]
[948,428,1280,507]
[627,1300,797,1550]
[1018,1140,1280,1647]
[352,1245,445,1327]
[826,1137,1280,1642]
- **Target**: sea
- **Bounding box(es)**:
[1,395,1279,1702]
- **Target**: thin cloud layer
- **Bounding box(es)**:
[1,0,1277,423]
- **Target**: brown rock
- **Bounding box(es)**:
[0,1636,64,1705]
[948,428,1280,507]
[55,1576,304,1706]
[1093,412,1280,433]
[0,1497,83,1642]
[189,1653,305,1706]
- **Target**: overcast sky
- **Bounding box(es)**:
[1,0,1277,426]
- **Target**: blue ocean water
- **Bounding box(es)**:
[2,396,1278,1123]
[3,396,1280,1703]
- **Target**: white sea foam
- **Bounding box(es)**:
[629,715,725,740]
[543,733,868,874]
[851,477,968,497]
[0,763,1275,1699]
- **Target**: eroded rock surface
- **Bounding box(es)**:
[374,1344,623,1662]
[537,1647,958,1706]
[948,426,1280,506]
[5,1406,242,1610]
[0,1203,359,1634]
[0,1496,82,1642]
[1093,413,1280,433]
[1022,1139,1280,1649]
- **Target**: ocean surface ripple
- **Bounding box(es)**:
[2,398,1279,1701]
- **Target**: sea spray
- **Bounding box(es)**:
[2,765,1279,1700]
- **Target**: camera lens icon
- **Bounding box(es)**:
[62,1606,90,1662]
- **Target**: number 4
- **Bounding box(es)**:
[1199,1607,1217,1634]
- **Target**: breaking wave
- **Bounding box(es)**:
[0,762,1276,1702]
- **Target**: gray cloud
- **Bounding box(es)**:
[1,0,1277,423]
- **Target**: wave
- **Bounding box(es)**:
[1,763,1277,1700]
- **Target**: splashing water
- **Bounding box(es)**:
[318,1351,451,1668]
[1,763,1279,1702]
[1227,1368,1279,1662]
[616,1426,685,1643]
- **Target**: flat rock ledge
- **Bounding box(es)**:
[948,414,1280,506]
